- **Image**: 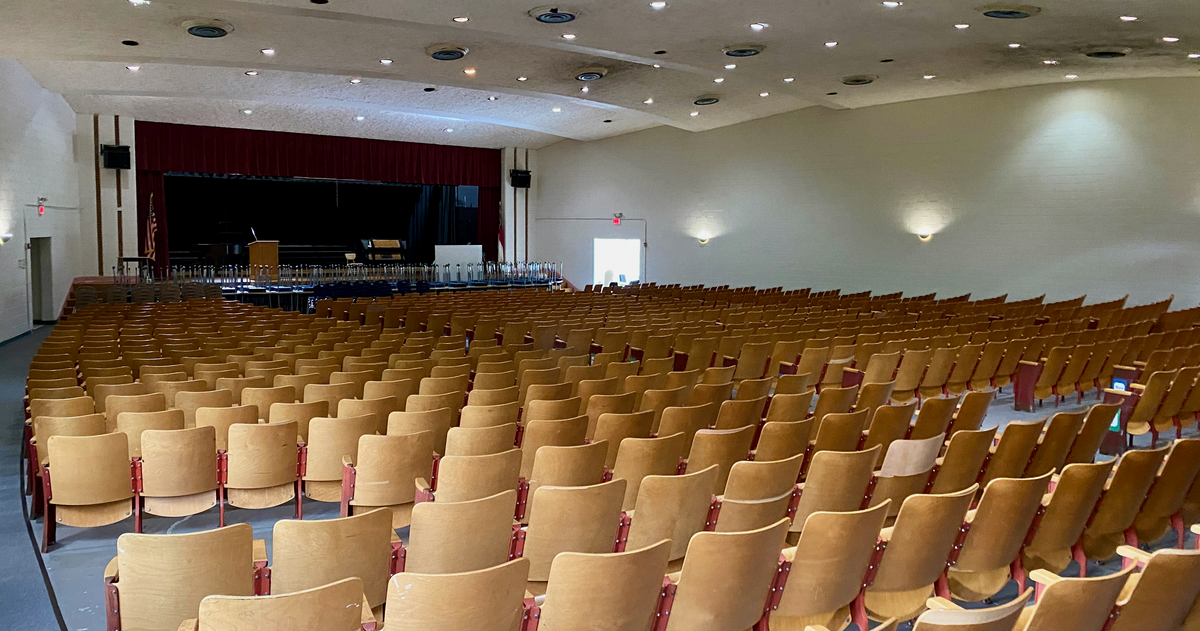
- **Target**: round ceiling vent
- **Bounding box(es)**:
[426,44,469,61]
[575,67,608,81]
[1084,46,1132,59]
[529,6,577,23]
[693,96,720,106]
[842,75,877,86]
[723,44,764,57]
[182,19,234,39]
[978,4,1041,19]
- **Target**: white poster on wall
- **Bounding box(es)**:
[434,245,484,280]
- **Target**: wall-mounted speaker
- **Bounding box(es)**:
[101,144,131,170]
[510,169,531,189]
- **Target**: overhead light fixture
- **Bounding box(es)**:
[260,48,275,56]
[759,91,769,97]
[581,86,589,93]
[552,107,562,112]
[1008,43,1021,48]
[652,64,662,68]
[750,22,769,31]
[1189,53,1200,59]
[783,77,795,82]
[1043,59,1059,65]
[561,33,576,40]
[917,233,932,242]
[487,95,498,100]
[697,231,711,245]
[444,128,454,132]
[1064,74,1078,79]
[923,74,936,79]
[882,1,902,7]
[713,77,724,83]
[380,59,393,65]
[242,109,253,115]
[128,0,151,5]
[954,23,970,29]
[650,1,667,8]
[464,67,476,75]
[244,70,257,76]
[825,41,838,47]
[1163,37,1181,43]
[1119,16,1138,22]
[350,78,362,84]
[690,111,699,116]
[643,97,654,104]
[126,65,140,71]
[517,76,528,81]
[355,115,365,121]
[725,64,737,69]
[453,16,469,23]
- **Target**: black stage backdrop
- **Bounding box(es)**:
[164,174,478,266]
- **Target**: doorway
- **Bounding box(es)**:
[30,237,54,324]
[593,238,642,287]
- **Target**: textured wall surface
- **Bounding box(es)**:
[536,77,1200,307]
[0,59,81,342]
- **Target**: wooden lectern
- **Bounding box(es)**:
[248,240,279,281]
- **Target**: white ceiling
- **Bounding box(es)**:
[4,0,1199,149]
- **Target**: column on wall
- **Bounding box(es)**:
[76,113,138,277]
[501,147,537,263]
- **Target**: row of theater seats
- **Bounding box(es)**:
[73,282,223,309]
[22,289,1200,630]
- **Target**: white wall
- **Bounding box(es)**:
[0,59,82,342]
[536,77,1200,306]
[76,113,138,278]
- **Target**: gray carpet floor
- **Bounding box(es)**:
[2,325,1194,630]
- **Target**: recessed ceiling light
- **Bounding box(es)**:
[652,64,662,68]
[561,33,576,40]
[380,59,392,65]
[1008,43,1021,48]
[725,64,737,69]
[260,48,275,56]
[1065,74,1078,79]
[882,0,902,7]
[242,109,253,115]
[464,68,476,75]
[923,74,936,79]
[355,115,365,121]
[650,1,667,9]
[128,0,150,5]
[453,16,469,23]
[1190,53,1200,59]
[783,77,795,82]
[244,70,257,76]
[759,91,769,97]
[126,65,140,71]
[690,111,699,116]
[552,107,562,112]
[643,97,654,104]
[750,22,769,31]
[444,128,454,132]
[1119,16,1137,22]
[954,23,970,29]
[487,95,498,100]
[581,85,590,93]
[1163,37,1181,43]
[825,41,838,48]
[713,77,724,83]
[1043,59,1059,65]
[517,76,528,81]
[349,78,362,84]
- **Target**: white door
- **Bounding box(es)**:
[593,238,641,287]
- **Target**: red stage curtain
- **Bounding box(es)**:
[135,122,500,187]
[135,121,503,273]
[478,186,500,262]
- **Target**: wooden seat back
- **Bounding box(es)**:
[272,509,392,609]
[523,479,627,581]
[792,446,880,533]
[382,558,530,631]
[538,540,672,631]
[612,433,687,511]
[435,449,522,503]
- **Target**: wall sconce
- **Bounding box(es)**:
[917,233,932,242]
[0,233,12,245]
[697,231,711,246]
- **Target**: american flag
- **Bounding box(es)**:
[145,192,157,262]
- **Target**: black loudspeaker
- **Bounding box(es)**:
[101,144,131,170]
[510,169,531,188]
